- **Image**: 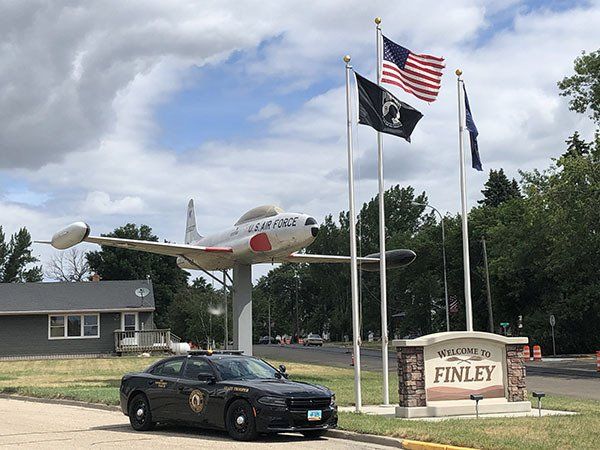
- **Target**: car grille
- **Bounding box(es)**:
[288,397,331,410]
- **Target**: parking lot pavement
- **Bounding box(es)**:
[0,398,387,449]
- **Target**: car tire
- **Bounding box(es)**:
[128,393,155,431]
[225,399,258,441]
[302,429,327,439]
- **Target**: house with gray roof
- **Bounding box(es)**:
[0,280,172,357]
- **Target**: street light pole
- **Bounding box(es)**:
[413,202,450,332]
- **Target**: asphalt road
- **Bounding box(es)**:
[254,344,600,401]
[0,398,389,449]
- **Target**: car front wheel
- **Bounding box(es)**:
[128,393,155,431]
[225,399,258,441]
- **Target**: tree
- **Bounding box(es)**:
[478,168,521,207]
[563,131,592,159]
[168,277,228,347]
[46,248,90,282]
[558,49,600,125]
[0,226,42,283]
[86,223,189,327]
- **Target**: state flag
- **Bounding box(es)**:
[463,84,482,171]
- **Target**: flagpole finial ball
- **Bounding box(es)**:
[455,69,463,76]
[343,55,351,63]
[374,17,382,25]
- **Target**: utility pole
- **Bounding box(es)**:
[268,296,272,343]
[482,237,494,333]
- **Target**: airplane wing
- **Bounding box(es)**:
[280,249,416,271]
[38,222,233,263]
[282,253,379,264]
[84,236,232,257]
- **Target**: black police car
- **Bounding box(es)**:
[119,350,337,441]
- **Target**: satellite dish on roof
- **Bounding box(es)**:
[135,288,150,298]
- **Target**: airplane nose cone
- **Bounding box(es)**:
[311,227,319,237]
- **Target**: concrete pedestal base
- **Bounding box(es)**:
[395,398,531,418]
[232,263,253,356]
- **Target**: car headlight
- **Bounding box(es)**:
[330,394,336,407]
[258,396,287,407]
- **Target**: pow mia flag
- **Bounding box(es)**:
[355,72,423,142]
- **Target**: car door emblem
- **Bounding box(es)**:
[156,380,167,388]
[189,389,206,413]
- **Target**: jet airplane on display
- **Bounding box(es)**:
[42,200,416,272]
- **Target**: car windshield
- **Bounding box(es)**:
[212,357,279,381]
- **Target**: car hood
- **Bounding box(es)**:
[222,378,332,397]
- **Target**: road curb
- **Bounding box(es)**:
[325,429,403,447]
[401,439,477,450]
[0,393,121,412]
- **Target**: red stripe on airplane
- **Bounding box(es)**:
[250,233,272,252]
[204,247,233,253]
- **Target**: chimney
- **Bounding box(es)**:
[91,273,101,282]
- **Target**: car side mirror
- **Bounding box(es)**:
[198,374,216,384]
[278,364,288,378]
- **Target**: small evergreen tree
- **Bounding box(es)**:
[0,226,43,283]
[478,168,522,207]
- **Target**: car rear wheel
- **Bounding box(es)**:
[225,399,258,441]
[302,429,327,438]
[128,393,155,431]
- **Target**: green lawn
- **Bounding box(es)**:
[0,357,598,449]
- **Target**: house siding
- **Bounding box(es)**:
[0,313,123,357]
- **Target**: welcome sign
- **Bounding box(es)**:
[424,338,506,401]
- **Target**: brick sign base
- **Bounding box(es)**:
[393,332,531,418]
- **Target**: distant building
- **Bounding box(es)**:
[0,280,159,358]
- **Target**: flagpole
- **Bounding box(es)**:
[456,69,474,332]
[374,16,390,406]
[344,54,362,412]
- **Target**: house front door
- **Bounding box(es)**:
[121,312,139,347]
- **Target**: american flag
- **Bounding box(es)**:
[449,295,459,314]
[381,35,445,103]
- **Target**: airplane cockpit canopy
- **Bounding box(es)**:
[234,205,284,226]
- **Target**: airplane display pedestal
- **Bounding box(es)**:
[232,263,253,356]
[393,332,531,418]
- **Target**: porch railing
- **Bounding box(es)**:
[114,329,179,353]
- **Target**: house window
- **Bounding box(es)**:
[67,315,81,337]
[122,313,138,332]
[49,316,65,338]
[48,314,100,339]
[84,315,99,336]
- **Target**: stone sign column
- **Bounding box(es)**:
[506,344,527,402]
[397,346,426,407]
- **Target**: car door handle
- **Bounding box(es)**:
[178,386,193,394]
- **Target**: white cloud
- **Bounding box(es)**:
[82,191,145,215]
[249,103,284,122]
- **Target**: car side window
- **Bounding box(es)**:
[151,359,184,378]
[182,359,214,380]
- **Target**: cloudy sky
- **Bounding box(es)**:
[1,0,598,281]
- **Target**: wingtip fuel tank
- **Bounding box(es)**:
[50,221,90,249]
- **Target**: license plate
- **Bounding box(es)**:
[307,409,322,421]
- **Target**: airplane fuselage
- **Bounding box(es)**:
[176,212,319,271]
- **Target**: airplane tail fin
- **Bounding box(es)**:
[185,199,203,244]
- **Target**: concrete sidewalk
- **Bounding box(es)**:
[338,404,577,420]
